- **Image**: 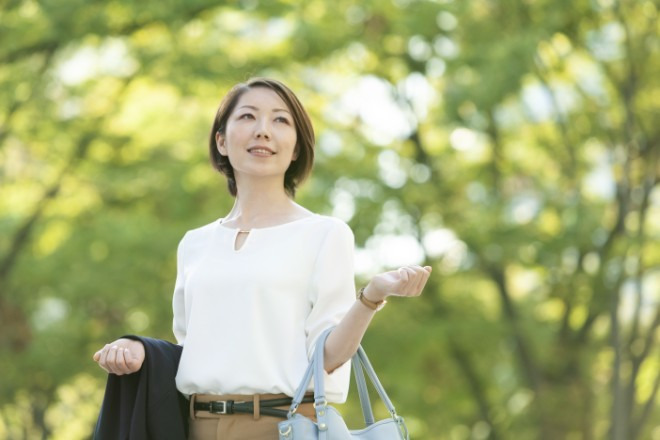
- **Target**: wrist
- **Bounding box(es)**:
[357,287,387,311]
[363,284,387,303]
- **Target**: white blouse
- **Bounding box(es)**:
[172,214,355,402]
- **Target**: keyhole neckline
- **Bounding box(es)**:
[217,213,318,232]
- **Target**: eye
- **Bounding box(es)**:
[275,116,291,124]
[238,113,255,120]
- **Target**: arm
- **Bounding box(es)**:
[172,234,188,345]
[323,265,432,373]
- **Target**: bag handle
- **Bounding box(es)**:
[287,328,402,425]
[352,353,375,425]
[354,346,398,416]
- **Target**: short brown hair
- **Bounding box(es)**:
[208,78,315,197]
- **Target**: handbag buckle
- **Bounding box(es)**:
[208,400,229,414]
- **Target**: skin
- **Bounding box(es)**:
[218,87,299,186]
[94,87,432,375]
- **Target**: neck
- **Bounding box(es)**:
[224,177,295,226]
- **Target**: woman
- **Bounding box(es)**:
[94,77,431,439]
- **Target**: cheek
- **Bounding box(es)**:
[220,129,243,154]
[292,133,300,159]
[287,131,298,151]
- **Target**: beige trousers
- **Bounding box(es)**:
[188,393,316,440]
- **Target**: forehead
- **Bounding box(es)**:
[234,87,291,112]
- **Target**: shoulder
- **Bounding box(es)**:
[177,218,220,250]
[305,214,353,236]
[185,218,219,237]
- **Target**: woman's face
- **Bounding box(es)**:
[216,87,298,187]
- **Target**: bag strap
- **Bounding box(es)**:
[286,328,402,427]
[352,347,409,439]
[287,328,332,414]
[352,353,375,425]
[354,346,398,415]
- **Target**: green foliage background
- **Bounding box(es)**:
[1,0,658,439]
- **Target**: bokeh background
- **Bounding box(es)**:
[1,0,659,439]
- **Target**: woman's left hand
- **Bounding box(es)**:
[364,265,432,302]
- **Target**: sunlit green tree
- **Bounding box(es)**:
[1,1,658,439]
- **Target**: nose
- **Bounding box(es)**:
[255,117,271,139]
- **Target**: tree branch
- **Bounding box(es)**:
[624,172,657,425]
[0,48,56,153]
[575,155,630,343]
[0,132,93,288]
[632,363,660,440]
[486,265,542,395]
[609,271,626,440]
[448,340,501,440]
[0,3,218,64]
[532,55,577,182]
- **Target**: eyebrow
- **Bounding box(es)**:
[237,105,291,114]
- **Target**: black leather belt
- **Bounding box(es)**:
[193,396,314,418]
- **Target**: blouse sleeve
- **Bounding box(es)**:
[172,233,188,345]
[304,219,356,360]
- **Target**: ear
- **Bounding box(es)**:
[216,131,228,156]
[291,144,299,161]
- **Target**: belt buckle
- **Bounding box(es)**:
[209,400,228,414]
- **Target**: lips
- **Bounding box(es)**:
[248,146,275,155]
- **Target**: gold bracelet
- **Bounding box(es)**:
[357,287,387,311]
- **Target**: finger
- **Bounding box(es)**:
[98,345,111,373]
[93,350,101,362]
[407,265,427,290]
[112,345,127,375]
[396,266,417,295]
[404,266,427,296]
[412,266,431,295]
[99,344,110,367]
[390,267,409,294]
[114,348,129,375]
[121,348,134,374]
[107,345,121,374]
[397,267,410,283]
[103,345,116,374]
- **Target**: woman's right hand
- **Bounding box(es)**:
[93,338,145,375]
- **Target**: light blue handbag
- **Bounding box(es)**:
[278,328,410,440]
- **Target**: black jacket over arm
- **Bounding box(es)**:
[93,336,188,440]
